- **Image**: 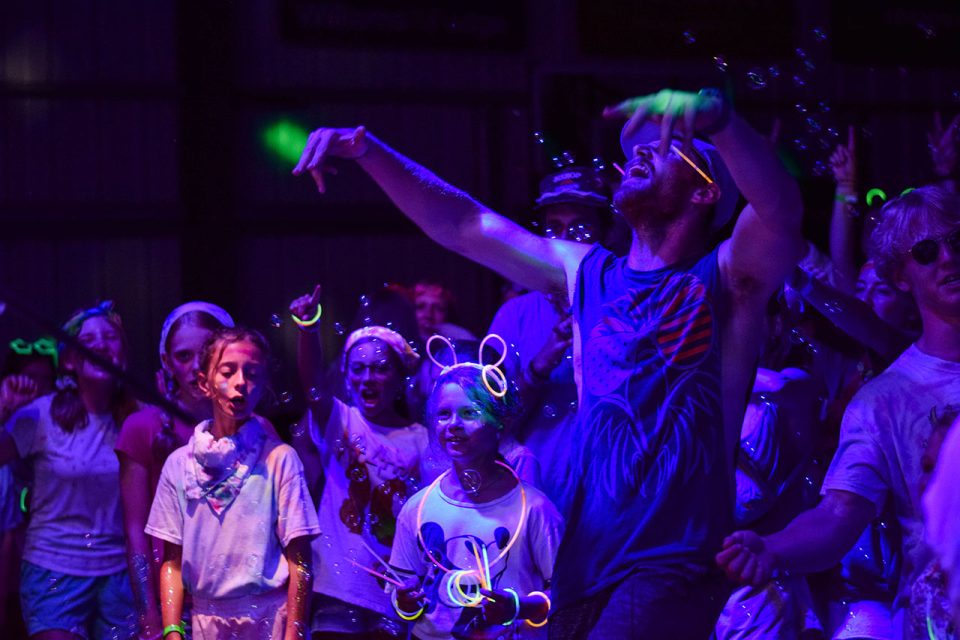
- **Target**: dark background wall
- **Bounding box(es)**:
[2,0,960,406]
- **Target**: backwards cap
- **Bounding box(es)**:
[620,121,741,231]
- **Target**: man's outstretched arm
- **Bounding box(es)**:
[716,489,876,585]
[293,126,588,299]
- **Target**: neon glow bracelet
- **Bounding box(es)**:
[525,590,551,627]
[291,304,322,328]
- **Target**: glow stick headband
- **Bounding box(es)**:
[60,300,122,352]
[426,333,508,399]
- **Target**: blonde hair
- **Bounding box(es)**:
[870,186,960,285]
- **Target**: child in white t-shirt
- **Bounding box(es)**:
[146,327,320,640]
[389,355,564,640]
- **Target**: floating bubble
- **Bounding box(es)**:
[812,27,827,42]
[568,400,578,413]
[802,59,816,72]
[792,75,806,88]
[795,47,808,59]
[363,316,372,326]
[551,156,564,168]
[270,314,283,328]
[542,404,558,419]
[592,157,606,171]
[795,103,808,114]
[805,117,821,133]
[561,151,575,165]
[824,301,843,314]
[767,65,780,79]
[952,90,960,103]
[917,22,935,39]
[333,322,346,335]
[812,160,828,176]
[713,55,729,72]
[385,321,394,330]
[818,100,830,113]
[682,30,696,45]
[746,68,767,90]
[290,422,304,437]
[793,139,808,151]
[532,131,545,144]
[826,127,839,139]
[280,391,293,404]
[359,294,370,307]
[309,387,322,401]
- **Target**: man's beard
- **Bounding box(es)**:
[613,178,686,230]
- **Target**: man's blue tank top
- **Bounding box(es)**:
[553,244,734,607]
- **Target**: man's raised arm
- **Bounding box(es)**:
[293,126,588,299]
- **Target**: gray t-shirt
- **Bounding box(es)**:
[9,394,126,575]
[822,344,960,613]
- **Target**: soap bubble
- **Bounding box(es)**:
[280,391,293,404]
[795,103,808,114]
[802,59,816,72]
[682,30,696,45]
[542,404,558,419]
[917,22,935,39]
[795,47,808,59]
[746,68,767,90]
[333,322,346,335]
[812,27,827,42]
[767,65,781,79]
[793,139,808,152]
[551,156,564,168]
[713,55,729,72]
[532,131,545,144]
[818,100,831,113]
[561,151,575,165]
[792,75,806,88]
[270,314,283,328]
[359,294,370,307]
[805,117,821,133]
[363,316,372,326]
[592,157,606,171]
[812,160,828,176]
[952,90,960,103]
[309,387,322,401]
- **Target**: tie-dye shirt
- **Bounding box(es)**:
[553,245,733,607]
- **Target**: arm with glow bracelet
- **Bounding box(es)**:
[293,127,590,303]
[118,451,163,638]
[158,543,185,640]
[288,285,331,502]
[828,125,860,291]
[479,587,550,627]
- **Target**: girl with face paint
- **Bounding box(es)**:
[287,288,429,638]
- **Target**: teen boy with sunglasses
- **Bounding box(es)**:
[718,185,960,639]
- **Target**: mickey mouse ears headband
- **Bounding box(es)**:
[426,333,508,399]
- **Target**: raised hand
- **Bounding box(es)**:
[395,575,426,614]
[603,89,728,155]
[292,126,370,193]
[715,530,776,586]
[479,588,520,626]
[289,284,322,323]
[0,374,39,414]
[529,315,573,381]
[829,125,857,188]
[928,112,960,178]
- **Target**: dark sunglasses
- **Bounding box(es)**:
[909,228,960,266]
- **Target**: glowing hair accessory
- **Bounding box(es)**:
[426,333,509,399]
[291,303,322,329]
[416,460,528,608]
[159,301,234,365]
[61,300,122,350]
[342,326,420,373]
[9,337,58,368]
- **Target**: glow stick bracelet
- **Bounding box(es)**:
[471,543,488,590]
[525,590,551,627]
[291,304,322,328]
